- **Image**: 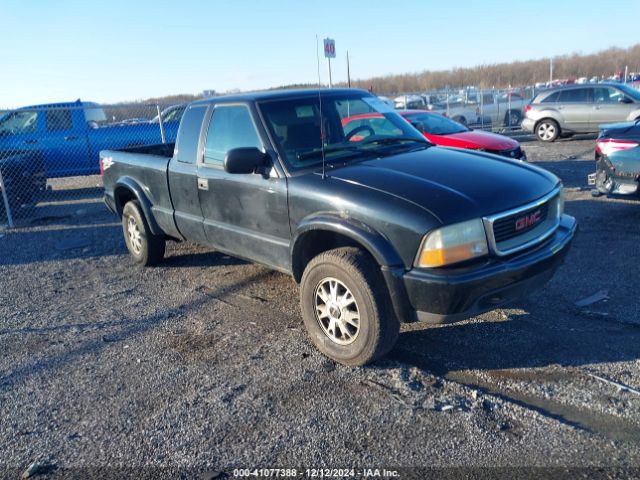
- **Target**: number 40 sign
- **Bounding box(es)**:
[323,38,336,58]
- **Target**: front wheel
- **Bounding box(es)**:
[300,247,399,366]
[122,200,165,266]
[536,119,560,142]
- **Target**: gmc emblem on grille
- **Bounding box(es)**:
[515,210,542,231]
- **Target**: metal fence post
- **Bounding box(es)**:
[156,104,166,144]
[0,168,14,228]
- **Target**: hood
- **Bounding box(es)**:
[599,120,640,136]
[329,146,559,224]
[427,130,519,151]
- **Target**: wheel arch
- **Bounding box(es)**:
[113,176,162,235]
[290,214,404,283]
[292,215,418,324]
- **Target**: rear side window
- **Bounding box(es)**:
[46,109,73,131]
[558,88,590,103]
[175,105,207,164]
[540,91,560,103]
[204,105,262,165]
[594,87,624,103]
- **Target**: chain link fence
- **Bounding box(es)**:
[0,102,185,228]
[381,85,541,132]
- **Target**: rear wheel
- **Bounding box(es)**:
[505,110,522,127]
[536,119,560,142]
[122,200,165,266]
[300,247,399,366]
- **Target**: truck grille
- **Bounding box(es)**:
[492,202,549,242]
[484,188,562,256]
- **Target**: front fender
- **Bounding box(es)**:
[291,213,417,323]
[113,176,162,235]
[291,213,404,270]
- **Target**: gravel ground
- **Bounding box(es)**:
[1,136,640,479]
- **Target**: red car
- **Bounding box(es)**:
[342,110,526,161]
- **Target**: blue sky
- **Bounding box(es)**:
[1,0,639,108]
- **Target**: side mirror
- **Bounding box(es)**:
[619,96,633,104]
[224,147,269,174]
[411,121,425,133]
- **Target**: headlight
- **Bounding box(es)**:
[557,189,565,217]
[416,218,489,268]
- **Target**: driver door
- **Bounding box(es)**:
[196,103,291,270]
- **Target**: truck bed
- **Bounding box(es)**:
[100,143,178,239]
[115,142,176,157]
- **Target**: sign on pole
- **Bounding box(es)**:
[323,38,335,87]
[323,38,336,58]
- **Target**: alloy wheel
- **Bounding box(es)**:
[314,277,360,345]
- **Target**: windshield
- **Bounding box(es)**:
[0,110,38,135]
[616,84,640,101]
[404,112,469,135]
[258,92,428,171]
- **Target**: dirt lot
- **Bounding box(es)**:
[1,136,640,479]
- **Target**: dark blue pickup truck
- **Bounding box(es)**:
[0,100,179,211]
[102,88,577,366]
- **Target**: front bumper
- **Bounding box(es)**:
[521,118,535,133]
[398,214,577,323]
[103,193,116,213]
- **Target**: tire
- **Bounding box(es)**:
[300,247,399,366]
[122,200,165,266]
[452,116,467,126]
[535,119,560,142]
[505,110,522,127]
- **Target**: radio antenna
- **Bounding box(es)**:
[316,35,327,179]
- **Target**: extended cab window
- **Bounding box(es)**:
[0,110,38,135]
[176,105,207,163]
[204,105,261,165]
[46,109,73,131]
[558,88,590,103]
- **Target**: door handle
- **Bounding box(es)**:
[64,135,78,141]
[24,139,37,144]
[197,178,209,191]
[593,106,601,110]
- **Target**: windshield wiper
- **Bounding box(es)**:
[359,136,429,147]
[297,145,361,160]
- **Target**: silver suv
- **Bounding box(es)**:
[522,83,640,142]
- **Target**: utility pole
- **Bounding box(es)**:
[549,57,553,85]
[347,50,351,88]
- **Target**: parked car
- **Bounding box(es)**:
[150,104,187,124]
[433,91,526,128]
[101,88,576,366]
[0,100,179,179]
[588,119,640,197]
[522,83,640,142]
[342,110,526,160]
[394,94,426,110]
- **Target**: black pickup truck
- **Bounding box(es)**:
[102,88,577,366]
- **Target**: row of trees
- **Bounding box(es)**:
[82,44,640,109]
[343,45,640,94]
